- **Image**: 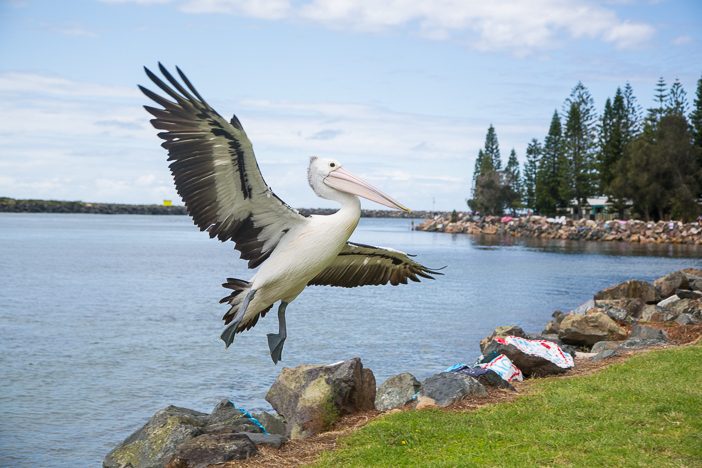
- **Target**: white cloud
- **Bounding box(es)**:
[161,0,655,53]
[672,35,692,46]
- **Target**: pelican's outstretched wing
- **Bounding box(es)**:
[140,64,306,268]
[308,242,442,288]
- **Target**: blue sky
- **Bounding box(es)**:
[0,0,700,210]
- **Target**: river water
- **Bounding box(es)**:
[1,213,700,466]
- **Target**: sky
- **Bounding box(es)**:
[0,0,700,210]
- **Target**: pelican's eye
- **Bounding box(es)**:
[329,163,336,168]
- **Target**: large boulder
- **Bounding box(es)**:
[594,280,658,304]
[629,324,668,342]
[251,411,287,436]
[375,373,421,411]
[205,400,263,434]
[558,309,627,346]
[265,358,376,439]
[479,325,526,353]
[104,406,208,468]
[654,271,689,298]
[419,372,486,407]
[165,433,256,467]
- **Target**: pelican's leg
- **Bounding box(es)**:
[267,301,288,364]
[220,289,256,348]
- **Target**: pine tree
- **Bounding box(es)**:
[598,89,627,196]
[472,149,485,190]
[646,77,667,129]
[535,111,564,216]
[623,82,642,138]
[691,75,702,150]
[504,148,522,213]
[667,78,688,117]
[483,124,502,170]
[523,139,541,211]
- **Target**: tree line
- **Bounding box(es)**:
[468,75,702,221]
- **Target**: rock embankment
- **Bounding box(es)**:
[417,214,702,245]
[105,268,702,467]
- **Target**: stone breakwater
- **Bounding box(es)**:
[416,214,702,245]
[104,268,702,467]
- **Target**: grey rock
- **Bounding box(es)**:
[571,300,595,315]
[419,372,487,407]
[252,411,287,436]
[479,325,526,354]
[664,298,702,320]
[242,432,287,449]
[629,324,667,342]
[166,433,256,467]
[675,313,695,325]
[592,349,619,362]
[657,295,681,308]
[205,400,261,434]
[104,406,207,468]
[689,278,702,291]
[590,341,621,354]
[676,289,702,300]
[640,304,666,322]
[594,280,658,303]
[619,338,667,350]
[558,309,627,346]
[595,299,645,323]
[474,369,516,391]
[265,358,376,439]
[483,339,571,377]
[375,372,421,411]
[653,271,689,298]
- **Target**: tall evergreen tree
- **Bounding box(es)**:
[691,75,702,150]
[483,124,502,170]
[667,78,688,117]
[504,148,522,213]
[598,89,627,196]
[472,149,486,189]
[623,82,642,138]
[535,111,564,215]
[523,139,541,211]
[563,101,595,216]
[646,77,668,129]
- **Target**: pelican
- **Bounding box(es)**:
[140,64,440,364]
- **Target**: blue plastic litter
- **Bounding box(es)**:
[229,401,268,435]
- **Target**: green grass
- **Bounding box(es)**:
[315,344,702,467]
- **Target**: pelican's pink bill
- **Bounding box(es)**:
[323,167,411,212]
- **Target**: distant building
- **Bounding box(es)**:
[163,199,172,207]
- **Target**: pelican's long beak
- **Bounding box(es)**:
[324,167,411,212]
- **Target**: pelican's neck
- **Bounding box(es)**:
[329,191,361,230]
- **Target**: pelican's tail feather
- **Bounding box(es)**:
[219,278,273,344]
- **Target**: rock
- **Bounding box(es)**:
[375,373,421,411]
[653,271,689,298]
[590,341,621,354]
[542,320,559,334]
[640,304,666,322]
[629,324,667,342]
[657,295,681,308]
[104,406,207,468]
[479,325,526,353]
[558,309,627,346]
[241,432,287,449]
[689,278,702,291]
[619,338,667,350]
[594,280,658,303]
[675,313,695,325]
[571,300,595,315]
[265,358,376,439]
[415,396,437,410]
[166,433,256,467]
[676,289,702,300]
[473,369,516,391]
[595,299,645,323]
[419,372,487,407]
[251,411,287,437]
[592,349,619,362]
[205,400,262,434]
[483,339,571,377]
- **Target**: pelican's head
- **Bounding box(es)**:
[307,156,410,212]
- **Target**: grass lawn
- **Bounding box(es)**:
[315,343,702,467]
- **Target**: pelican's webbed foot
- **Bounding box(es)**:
[267,301,288,364]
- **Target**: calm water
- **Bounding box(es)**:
[1,213,700,466]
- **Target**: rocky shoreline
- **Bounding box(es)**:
[104,268,702,467]
[0,197,433,218]
[416,214,702,245]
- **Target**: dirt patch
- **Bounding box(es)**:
[223,324,702,468]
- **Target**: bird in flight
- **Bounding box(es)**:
[140,64,440,364]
